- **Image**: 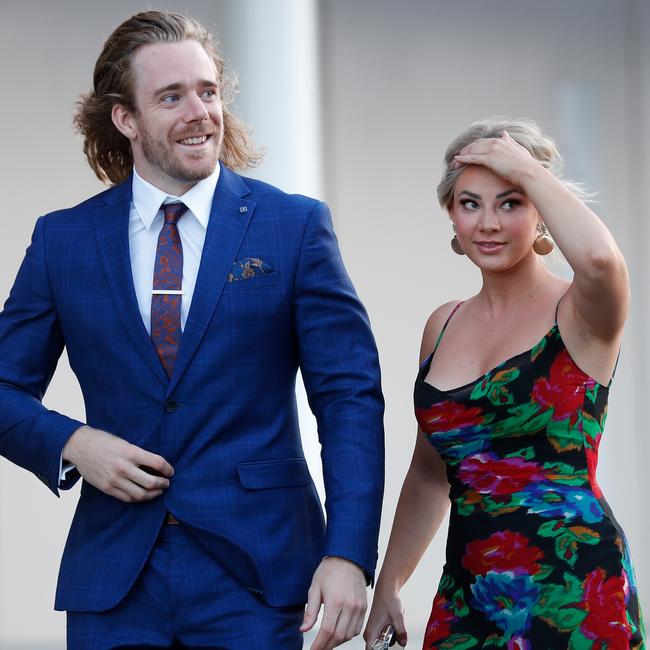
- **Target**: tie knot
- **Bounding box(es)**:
[162,202,188,225]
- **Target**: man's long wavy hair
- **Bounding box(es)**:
[74,11,263,185]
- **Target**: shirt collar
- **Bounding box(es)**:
[131,163,221,230]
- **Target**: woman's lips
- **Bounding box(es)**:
[475,241,506,254]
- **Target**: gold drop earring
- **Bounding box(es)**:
[451,224,465,256]
[533,222,554,255]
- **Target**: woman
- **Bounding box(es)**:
[365,119,645,649]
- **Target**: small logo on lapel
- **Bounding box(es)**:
[239,206,248,213]
[227,257,274,282]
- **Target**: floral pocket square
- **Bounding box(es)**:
[228,257,274,282]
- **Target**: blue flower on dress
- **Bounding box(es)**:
[514,482,602,523]
[429,429,490,465]
[471,571,539,638]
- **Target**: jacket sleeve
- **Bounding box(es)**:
[293,200,385,581]
[0,217,85,495]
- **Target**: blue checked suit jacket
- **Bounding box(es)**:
[0,166,384,611]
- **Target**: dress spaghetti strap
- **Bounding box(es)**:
[431,301,464,358]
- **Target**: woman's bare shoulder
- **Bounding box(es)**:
[419,300,464,364]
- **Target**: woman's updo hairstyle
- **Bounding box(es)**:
[436,117,588,211]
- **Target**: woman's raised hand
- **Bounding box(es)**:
[453,130,541,186]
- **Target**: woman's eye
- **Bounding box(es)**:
[202,89,217,99]
[501,200,521,210]
[460,199,478,210]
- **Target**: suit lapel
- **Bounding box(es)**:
[92,177,169,386]
[167,168,255,396]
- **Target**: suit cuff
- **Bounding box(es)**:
[38,415,85,495]
[58,455,79,488]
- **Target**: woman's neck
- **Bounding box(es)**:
[474,254,556,319]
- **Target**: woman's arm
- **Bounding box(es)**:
[364,433,450,648]
[514,151,629,343]
[364,305,454,648]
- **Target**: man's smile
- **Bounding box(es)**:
[178,134,210,145]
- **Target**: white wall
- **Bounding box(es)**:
[0,1,648,647]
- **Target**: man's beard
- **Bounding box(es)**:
[140,123,221,185]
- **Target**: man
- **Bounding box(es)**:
[0,11,384,649]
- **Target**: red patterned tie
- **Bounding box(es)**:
[151,202,188,377]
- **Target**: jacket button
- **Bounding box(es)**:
[164,400,177,413]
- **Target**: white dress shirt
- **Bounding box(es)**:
[59,164,221,483]
[130,164,220,332]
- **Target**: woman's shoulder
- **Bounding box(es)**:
[419,299,465,363]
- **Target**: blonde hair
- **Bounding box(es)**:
[74,10,263,185]
[437,117,589,210]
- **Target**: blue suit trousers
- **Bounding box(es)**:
[67,524,304,649]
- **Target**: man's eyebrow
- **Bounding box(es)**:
[152,82,183,96]
[152,79,218,96]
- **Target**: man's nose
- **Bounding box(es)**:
[184,93,209,122]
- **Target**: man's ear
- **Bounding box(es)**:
[111,104,137,140]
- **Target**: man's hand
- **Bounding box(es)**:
[62,426,174,502]
[300,556,367,649]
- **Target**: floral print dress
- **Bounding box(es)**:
[415,304,645,649]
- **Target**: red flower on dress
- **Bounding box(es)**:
[462,531,544,576]
[416,401,485,435]
[458,453,546,495]
[585,443,603,499]
[424,593,457,648]
[579,568,631,646]
[531,350,593,425]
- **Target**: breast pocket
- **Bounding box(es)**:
[214,265,288,339]
[224,271,280,291]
